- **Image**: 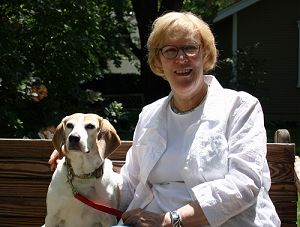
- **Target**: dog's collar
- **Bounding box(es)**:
[64,157,104,180]
[64,157,104,195]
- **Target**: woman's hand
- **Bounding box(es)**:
[48,149,60,171]
[122,208,171,227]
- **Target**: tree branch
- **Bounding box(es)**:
[112,2,142,60]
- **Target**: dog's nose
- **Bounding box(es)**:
[69,134,80,143]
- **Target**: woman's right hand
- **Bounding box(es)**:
[48,149,60,171]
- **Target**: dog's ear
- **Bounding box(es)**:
[52,116,68,158]
[97,118,121,159]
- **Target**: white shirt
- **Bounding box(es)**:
[145,100,205,212]
[119,75,280,226]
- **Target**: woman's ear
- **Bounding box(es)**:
[154,58,163,73]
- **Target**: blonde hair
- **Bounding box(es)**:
[147,11,218,77]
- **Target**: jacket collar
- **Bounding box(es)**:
[141,75,224,129]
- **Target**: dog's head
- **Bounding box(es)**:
[52,113,121,159]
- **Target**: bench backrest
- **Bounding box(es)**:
[0,139,297,226]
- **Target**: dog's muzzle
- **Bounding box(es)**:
[69,134,80,143]
[68,133,89,153]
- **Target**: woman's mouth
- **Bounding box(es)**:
[175,69,192,75]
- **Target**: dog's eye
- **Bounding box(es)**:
[66,123,74,129]
[85,123,95,130]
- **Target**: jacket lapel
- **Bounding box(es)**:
[137,95,172,184]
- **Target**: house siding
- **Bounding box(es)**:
[213,17,232,59]
[213,0,300,122]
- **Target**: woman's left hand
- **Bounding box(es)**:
[122,208,170,227]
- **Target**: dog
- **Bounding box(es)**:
[44,113,121,227]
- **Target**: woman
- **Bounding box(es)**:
[118,12,280,226]
[49,11,280,227]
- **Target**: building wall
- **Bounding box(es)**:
[213,17,232,60]
[213,0,300,122]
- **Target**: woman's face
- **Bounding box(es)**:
[158,37,205,99]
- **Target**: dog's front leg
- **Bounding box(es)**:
[44,215,62,227]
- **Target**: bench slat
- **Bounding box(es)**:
[272,201,297,223]
[268,162,295,183]
[0,159,52,178]
[0,138,129,160]
[269,182,298,201]
[0,197,46,217]
[266,144,295,162]
[0,179,49,197]
[0,139,53,158]
[0,217,45,227]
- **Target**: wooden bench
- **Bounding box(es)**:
[0,134,297,226]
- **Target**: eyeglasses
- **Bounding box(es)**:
[159,44,200,59]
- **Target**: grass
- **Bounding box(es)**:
[297,193,300,226]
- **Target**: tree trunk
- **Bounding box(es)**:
[131,0,183,104]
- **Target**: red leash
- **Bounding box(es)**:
[74,193,123,218]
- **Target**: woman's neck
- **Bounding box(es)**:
[172,83,208,113]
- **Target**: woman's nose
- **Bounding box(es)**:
[176,49,188,63]
[177,49,186,58]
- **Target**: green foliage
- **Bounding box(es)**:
[104,101,133,138]
[183,0,238,22]
[104,101,127,125]
[0,0,133,138]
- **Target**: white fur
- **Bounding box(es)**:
[44,113,121,227]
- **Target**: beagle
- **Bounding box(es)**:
[44,113,121,227]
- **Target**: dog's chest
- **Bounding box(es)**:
[55,179,116,226]
[46,159,118,227]
[58,200,116,227]
[73,178,104,200]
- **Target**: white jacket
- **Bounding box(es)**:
[119,75,280,226]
